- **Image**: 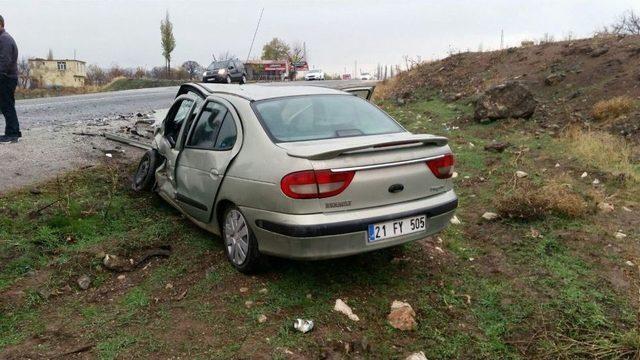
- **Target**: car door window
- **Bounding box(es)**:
[188,102,228,149]
[214,112,237,150]
[165,99,194,147]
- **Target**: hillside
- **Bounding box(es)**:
[380,34,640,141]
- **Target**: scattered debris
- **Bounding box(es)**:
[625,260,635,267]
[175,289,188,301]
[515,171,528,178]
[245,300,254,309]
[597,202,615,213]
[482,212,500,221]
[102,247,172,272]
[117,274,126,281]
[452,171,459,179]
[334,299,360,321]
[581,172,588,178]
[450,215,461,225]
[165,283,173,290]
[484,141,510,152]
[258,288,268,294]
[293,319,314,333]
[405,351,427,360]
[555,163,561,168]
[77,275,91,290]
[592,178,601,186]
[614,231,627,239]
[622,206,632,212]
[257,314,268,323]
[239,287,249,293]
[387,300,417,331]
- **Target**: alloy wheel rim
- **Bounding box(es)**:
[224,210,249,265]
[135,158,150,185]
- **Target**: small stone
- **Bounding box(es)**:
[258,288,268,294]
[598,202,615,213]
[614,231,627,239]
[257,314,267,323]
[452,171,459,179]
[239,287,249,293]
[117,274,126,281]
[592,179,600,185]
[306,293,313,299]
[625,260,635,267]
[450,215,461,225]
[405,352,428,360]
[387,300,417,331]
[515,171,528,178]
[484,142,510,152]
[77,275,91,290]
[555,163,561,167]
[482,212,499,221]
[581,172,588,178]
[165,283,174,290]
[334,299,360,322]
[245,300,254,309]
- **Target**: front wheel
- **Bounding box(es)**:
[226,75,232,84]
[222,206,262,273]
[132,149,161,192]
[240,75,247,84]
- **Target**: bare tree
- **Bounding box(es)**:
[86,64,107,86]
[17,58,30,89]
[160,11,176,75]
[611,9,640,35]
[215,51,236,62]
[182,60,202,80]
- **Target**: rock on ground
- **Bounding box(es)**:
[405,352,427,360]
[482,212,500,221]
[77,275,91,290]
[474,82,537,121]
[387,300,417,331]
[334,299,360,321]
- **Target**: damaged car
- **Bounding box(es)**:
[132,82,457,272]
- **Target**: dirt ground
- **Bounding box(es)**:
[0,115,148,192]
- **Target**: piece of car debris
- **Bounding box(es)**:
[293,319,314,333]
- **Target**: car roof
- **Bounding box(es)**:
[195,83,349,101]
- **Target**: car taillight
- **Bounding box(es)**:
[281,170,355,199]
[426,153,455,179]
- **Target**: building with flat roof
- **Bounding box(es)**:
[29,58,86,88]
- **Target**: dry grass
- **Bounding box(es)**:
[497,181,587,220]
[591,96,635,121]
[564,127,639,181]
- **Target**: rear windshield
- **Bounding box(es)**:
[253,95,404,142]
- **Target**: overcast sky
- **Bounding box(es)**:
[0,0,638,74]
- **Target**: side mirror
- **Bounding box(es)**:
[228,65,234,70]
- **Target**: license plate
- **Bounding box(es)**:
[367,215,427,242]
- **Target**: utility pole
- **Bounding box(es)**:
[500,29,504,50]
[246,7,264,63]
[354,60,357,77]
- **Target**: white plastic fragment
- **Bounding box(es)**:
[450,215,461,225]
[334,299,360,321]
[293,319,314,333]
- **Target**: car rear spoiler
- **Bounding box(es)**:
[282,134,449,160]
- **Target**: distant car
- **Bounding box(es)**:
[132,82,457,273]
[202,59,247,84]
[359,72,373,80]
[305,69,325,81]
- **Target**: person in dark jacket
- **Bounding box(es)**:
[0,14,21,143]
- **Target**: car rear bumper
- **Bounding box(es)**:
[240,190,457,260]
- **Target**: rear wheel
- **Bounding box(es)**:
[240,75,247,84]
[132,150,160,192]
[222,206,261,273]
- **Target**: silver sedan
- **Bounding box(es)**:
[132,82,457,272]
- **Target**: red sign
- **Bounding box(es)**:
[264,62,287,71]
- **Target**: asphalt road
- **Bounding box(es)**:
[15,86,178,129]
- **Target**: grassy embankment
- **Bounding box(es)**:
[1,92,639,359]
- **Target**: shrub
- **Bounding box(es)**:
[497,181,586,221]
[564,127,639,181]
[591,96,635,121]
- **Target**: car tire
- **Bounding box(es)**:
[226,75,232,84]
[240,75,247,84]
[221,205,262,273]
[132,149,161,192]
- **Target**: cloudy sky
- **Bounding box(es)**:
[0,0,638,74]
